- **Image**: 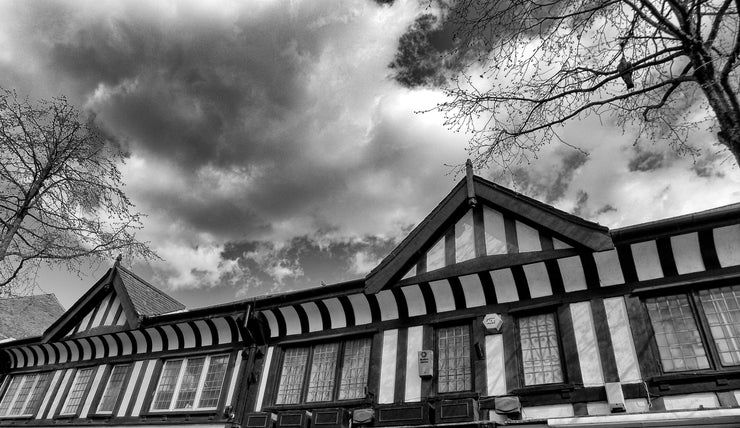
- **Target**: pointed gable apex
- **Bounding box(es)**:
[42,264,185,342]
[364,175,613,294]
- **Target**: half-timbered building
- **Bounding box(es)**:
[0,262,263,428]
[239,169,740,428]
[3,166,740,427]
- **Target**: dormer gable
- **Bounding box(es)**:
[365,170,613,294]
[41,263,185,342]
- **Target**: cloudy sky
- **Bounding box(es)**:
[1,0,739,310]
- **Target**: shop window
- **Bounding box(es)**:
[150,354,229,411]
[0,373,51,417]
[96,364,130,413]
[518,313,564,385]
[645,285,740,372]
[436,325,471,393]
[275,337,371,404]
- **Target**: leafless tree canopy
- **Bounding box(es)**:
[433,0,740,169]
[0,89,155,291]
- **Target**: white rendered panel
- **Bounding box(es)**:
[115,308,127,326]
[491,269,518,303]
[402,285,427,317]
[161,325,180,350]
[483,207,507,255]
[631,241,664,281]
[426,237,446,271]
[179,323,196,348]
[522,404,574,419]
[117,360,143,417]
[586,402,611,416]
[405,326,423,402]
[255,347,274,411]
[486,334,506,396]
[89,336,105,359]
[604,297,641,382]
[46,369,72,418]
[553,238,572,249]
[348,294,372,325]
[379,330,398,404]
[401,265,416,280]
[54,342,68,364]
[30,345,45,366]
[211,318,231,344]
[524,262,552,298]
[42,344,55,365]
[104,335,118,357]
[10,348,24,368]
[131,360,155,416]
[279,306,301,336]
[91,294,111,328]
[455,210,476,263]
[376,290,399,321]
[460,274,485,308]
[558,256,588,292]
[624,398,650,413]
[715,225,740,267]
[117,333,133,355]
[430,280,455,312]
[78,311,93,333]
[80,339,92,360]
[322,297,347,329]
[516,221,542,252]
[104,297,121,326]
[570,302,604,386]
[594,249,624,286]
[36,370,63,419]
[671,233,706,274]
[225,353,243,405]
[147,328,163,352]
[80,366,105,417]
[194,320,212,347]
[301,302,323,332]
[662,393,719,410]
[262,310,279,338]
[130,330,148,354]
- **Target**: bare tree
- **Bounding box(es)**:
[432,0,740,168]
[0,89,155,290]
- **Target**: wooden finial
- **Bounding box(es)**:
[465,159,477,207]
[114,254,122,267]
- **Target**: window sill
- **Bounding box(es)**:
[510,383,574,395]
[141,409,220,417]
[264,398,371,412]
[650,368,740,384]
[430,391,479,401]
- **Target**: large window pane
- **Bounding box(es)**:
[0,373,50,418]
[24,374,50,416]
[0,377,21,416]
[338,338,371,400]
[198,355,229,408]
[175,357,205,409]
[152,360,183,410]
[437,325,471,393]
[97,365,129,413]
[9,375,35,416]
[519,313,563,385]
[276,348,309,404]
[646,295,709,372]
[698,286,740,366]
[61,368,94,415]
[306,343,339,402]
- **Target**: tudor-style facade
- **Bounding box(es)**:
[0,263,265,428]
[2,169,740,427]
[238,171,740,427]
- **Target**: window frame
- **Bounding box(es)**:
[434,322,474,395]
[147,353,232,413]
[514,310,567,387]
[58,367,97,417]
[90,363,132,416]
[272,335,373,406]
[643,284,740,374]
[0,372,53,418]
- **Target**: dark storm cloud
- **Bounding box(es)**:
[628,148,665,172]
[507,150,588,204]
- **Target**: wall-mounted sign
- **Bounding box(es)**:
[483,313,503,334]
[418,350,433,377]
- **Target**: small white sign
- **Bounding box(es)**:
[418,350,433,377]
[483,313,503,334]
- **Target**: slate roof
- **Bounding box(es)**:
[0,294,64,340]
[116,266,185,317]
